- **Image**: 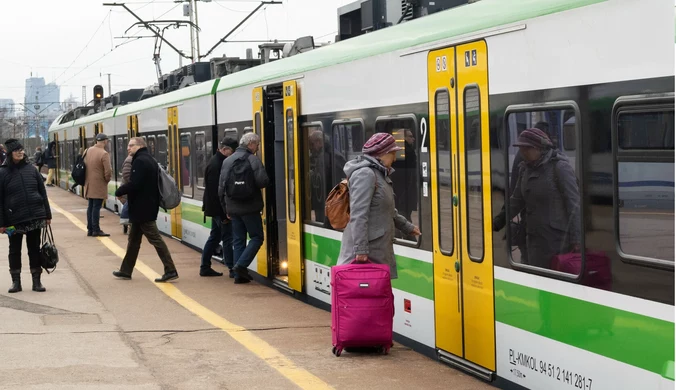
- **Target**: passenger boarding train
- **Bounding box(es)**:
[49,0,675,388]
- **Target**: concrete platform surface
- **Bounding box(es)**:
[0,187,494,390]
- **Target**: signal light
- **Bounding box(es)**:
[93,85,104,102]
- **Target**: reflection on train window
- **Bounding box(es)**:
[618,110,675,149]
[464,87,483,260]
[224,129,237,144]
[617,162,674,261]
[333,122,364,168]
[157,135,168,168]
[286,110,296,223]
[195,133,207,190]
[116,137,126,180]
[435,90,453,254]
[503,104,581,274]
[180,134,192,198]
[376,115,419,242]
[304,123,327,224]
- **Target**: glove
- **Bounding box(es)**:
[492,212,506,232]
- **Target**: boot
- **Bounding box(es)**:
[31,268,46,292]
[8,270,21,293]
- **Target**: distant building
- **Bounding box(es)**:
[0,99,14,118]
[24,77,60,140]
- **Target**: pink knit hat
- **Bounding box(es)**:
[362,133,403,157]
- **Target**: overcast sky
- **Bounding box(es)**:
[1,0,354,108]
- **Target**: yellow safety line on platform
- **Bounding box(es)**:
[50,201,333,390]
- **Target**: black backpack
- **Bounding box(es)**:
[71,149,87,186]
[225,155,256,200]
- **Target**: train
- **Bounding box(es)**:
[48,0,674,388]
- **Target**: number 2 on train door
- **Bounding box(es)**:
[428,41,495,372]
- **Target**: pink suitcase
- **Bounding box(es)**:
[551,250,612,291]
[331,259,394,357]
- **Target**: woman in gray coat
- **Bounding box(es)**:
[494,128,581,268]
[337,133,421,278]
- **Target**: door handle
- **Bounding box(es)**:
[452,194,458,207]
[454,261,460,272]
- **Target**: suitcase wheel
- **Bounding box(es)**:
[332,346,342,357]
[377,346,389,355]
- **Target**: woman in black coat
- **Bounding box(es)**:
[0,139,52,293]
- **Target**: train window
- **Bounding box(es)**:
[194,133,207,201]
[464,86,484,261]
[180,133,193,198]
[303,123,327,224]
[223,129,238,148]
[332,120,364,181]
[618,110,675,149]
[375,115,420,244]
[147,135,157,159]
[613,98,674,269]
[116,137,126,180]
[243,126,253,135]
[157,135,168,168]
[286,110,296,223]
[435,90,453,254]
[502,102,583,279]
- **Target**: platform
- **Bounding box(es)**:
[0,187,493,389]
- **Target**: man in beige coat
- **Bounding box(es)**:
[84,133,113,237]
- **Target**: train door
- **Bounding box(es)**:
[283,80,303,292]
[167,106,183,239]
[252,87,269,278]
[428,41,495,379]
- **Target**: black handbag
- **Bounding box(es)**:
[508,216,526,248]
[40,225,59,274]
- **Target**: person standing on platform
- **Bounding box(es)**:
[84,133,112,237]
[0,139,52,293]
[200,137,238,278]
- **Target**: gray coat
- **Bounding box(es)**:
[337,155,415,279]
[507,150,581,268]
[217,146,269,216]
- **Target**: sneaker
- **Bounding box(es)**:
[199,268,223,277]
[113,271,132,280]
[228,269,235,279]
[93,231,111,237]
[234,266,253,280]
[234,276,251,284]
[155,271,179,283]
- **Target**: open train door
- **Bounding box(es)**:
[283,80,303,292]
[252,87,269,278]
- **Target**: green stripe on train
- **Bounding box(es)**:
[304,232,434,300]
[181,202,211,228]
[495,279,675,380]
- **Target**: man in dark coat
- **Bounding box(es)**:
[218,133,269,284]
[112,137,178,283]
[200,137,238,278]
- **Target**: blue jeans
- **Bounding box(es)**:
[231,213,264,272]
[120,202,129,219]
[87,198,104,233]
[200,217,234,271]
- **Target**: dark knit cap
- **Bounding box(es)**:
[513,128,553,149]
[362,132,403,157]
[4,139,23,153]
[220,137,238,151]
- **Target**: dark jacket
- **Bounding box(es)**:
[45,142,57,169]
[0,159,52,227]
[34,150,43,166]
[203,152,227,219]
[218,146,269,216]
[506,150,581,268]
[115,148,159,223]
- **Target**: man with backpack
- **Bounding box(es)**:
[218,133,269,284]
[112,137,178,283]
